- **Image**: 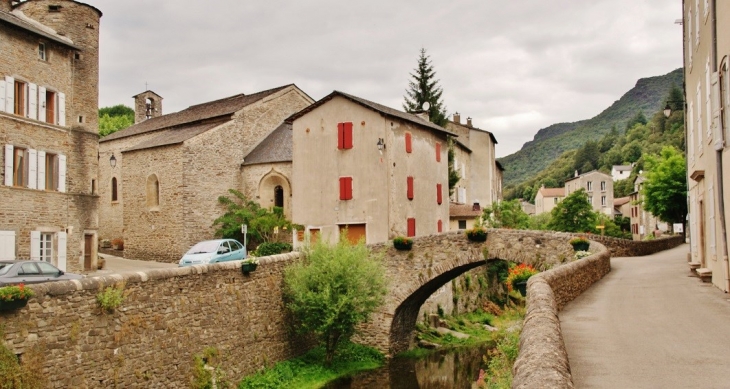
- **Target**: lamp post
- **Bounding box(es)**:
[663,100,685,117]
[109,154,117,168]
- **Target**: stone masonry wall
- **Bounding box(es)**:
[573,233,684,257]
[1,252,310,388]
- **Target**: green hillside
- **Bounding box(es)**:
[499,68,683,187]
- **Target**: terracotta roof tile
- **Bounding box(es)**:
[538,187,565,197]
[450,203,482,218]
[614,196,631,207]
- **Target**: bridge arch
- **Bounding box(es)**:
[360,229,579,355]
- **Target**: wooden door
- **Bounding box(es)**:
[84,234,93,270]
[339,224,366,245]
[308,229,320,245]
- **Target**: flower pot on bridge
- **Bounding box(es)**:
[0,298,29,312]
[514,281,528,297]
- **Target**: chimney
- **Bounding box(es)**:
[472,202,481,211]
[466,117,473,127]
[574,170,579,177]
[416,111,430,122]
[453,112,461,124]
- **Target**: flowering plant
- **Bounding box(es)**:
[569,236,589,245]
[0,284,35,302]
[574,250,591,259]
[505,264,539,291]
[465,227,488,242]
[242,258,259,265]
[393,236,413,250]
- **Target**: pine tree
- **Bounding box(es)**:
[403,48,448,126]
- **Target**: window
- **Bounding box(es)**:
[600,181,606,191]
[45,153,57,191]
[437,220,443,233]
[39,233,52,262]
[458,220,467,230]
[337,122,353,150]
[436,183,442,204]
[436,142,441,162]
[339,177,352,200]
[407,218,416,237]
[12,147,26,187]
[586,181,593,191]
[407,176,414,200]
[146,174,160,209]
[45,90,56,124]
[14,80,26,116]
[405,132,412,153]
[274,185,284,208]
[601,196,607,206]
[554,197,558,204]
[38,43,46,61]
[111,177,118,201]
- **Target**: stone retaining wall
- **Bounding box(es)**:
[571,233,684,257]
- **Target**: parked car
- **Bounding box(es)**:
[178,239,247,267]
[0,260,84,286]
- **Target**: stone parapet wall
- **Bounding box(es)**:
[571,233,684,257]
[1,252,309,388]
[512,241,611,388]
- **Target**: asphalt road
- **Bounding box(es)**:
[94,252,177,275]
[561,244,730,389]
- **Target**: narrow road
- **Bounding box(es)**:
[561,244,730,388]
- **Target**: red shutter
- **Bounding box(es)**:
[436,183,442,204]
[337,123,345,149]
[407,218,416,237]
[340,177,353,200]
[405,132,412,153]
[436,142,441,162]
[343,122,353,149]
[437,220,443,233]
[407,176,414,200]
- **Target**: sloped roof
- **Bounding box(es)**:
[538,187,565,198]
[102,84,294,142]
[450,203,482,218]
[242,122,292,166]
[614,196,631,207]
[565,169,612,183]
[446,119,499,144]
[0,9,80,49]
[613,165,633,172]
[288,90,456,138]
[122,122,222,153]
[495,160,504,171]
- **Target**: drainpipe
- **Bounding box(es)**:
[711,0,730,292]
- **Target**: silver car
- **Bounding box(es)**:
[0,260,84,286]
[178,239,247,267]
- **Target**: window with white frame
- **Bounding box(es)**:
[39,232,52,262]
[600,181,606,191]
[697,84,703,154]
[601,196,607,207]
[1,76,65,125]
[4,145,65,191]
[38,43,46,61]
[587,181,593,191]
[30,230,66,270]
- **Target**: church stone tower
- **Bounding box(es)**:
[133,90,163,123]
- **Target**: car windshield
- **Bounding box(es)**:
[0,263,11,276]
[186,241,220,254]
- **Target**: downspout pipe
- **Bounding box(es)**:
[711,0,730,292]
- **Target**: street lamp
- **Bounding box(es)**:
[109,154,117,168]
[663,100,685,118]
[376,138,386,153]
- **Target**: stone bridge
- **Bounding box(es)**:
[359,229,580,355]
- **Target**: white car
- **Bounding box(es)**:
[178,239,247,267]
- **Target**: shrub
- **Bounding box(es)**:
[97,284,125,313]
[255,242,293,257]
[569,236,589,245]
[393,236,413,250]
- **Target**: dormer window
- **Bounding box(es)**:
[38,43,46,61]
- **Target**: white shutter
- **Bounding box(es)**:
[689,102,695,162]
[706,60,712,141]
[58,92,65,126]
[57,154,66,192]
[711,72,722,150]
[5,76,14,113]
[0,231,15,260]
[56,231,67,271]
[37,150,46,190]
[30,231,41,260]
[4,144,13,186]
[28,83,37,120]
[38,86,46,122]
[27,149,37,189]
[0,78,5,113]
[709,183,716,255]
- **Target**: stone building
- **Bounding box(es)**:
[98,84,313,262]
[564,170,614,216]
[290,91,452,245]
[449,203,482,231]
[682,0,730,290]
[629,175,666,241]
[445,113,501,207]
[534,186,565,215]
[0,0,101,272]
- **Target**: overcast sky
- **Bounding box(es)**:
[87,0,683,157]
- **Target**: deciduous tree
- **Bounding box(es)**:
[99,104,134,136]
[548,188,597,233]
[482,199,530,229]
[284,238,387,366]
[641,146,687,231]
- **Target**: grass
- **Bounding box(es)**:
[237,342,384,389]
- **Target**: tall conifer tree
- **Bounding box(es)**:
[403,48,448,126]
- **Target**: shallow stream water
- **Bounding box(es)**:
[324,344,490,389]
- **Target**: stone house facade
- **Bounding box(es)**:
[290,91,452,245]
[683,0,730,290]
[629,176,666,241]
[564,170,614,216]
[445,113,501,208]
[534,186,565,215]
[0,0,101,272]
[98,84,313,262]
